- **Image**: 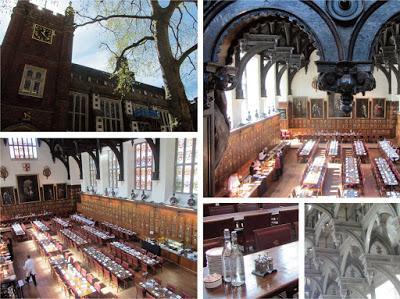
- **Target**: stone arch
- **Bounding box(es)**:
[308,277,323,296]
[364,204,398,252]
[204,1,340,64]
[340,232,366,275]
[315,213,331,247]
[319,254,341,293]
[369,231,395,255]
[343,256,365,278]
[350,3,400,61]
[374,264,400,296]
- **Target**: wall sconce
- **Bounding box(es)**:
[141,190,148,201]
[43,166,51,179]
[169,193,178,205]
[0,166,8,181]
[187,194,196,207]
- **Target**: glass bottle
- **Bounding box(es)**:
[230,231,245,287]
[221,229,232,283]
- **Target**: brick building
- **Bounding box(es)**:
[1,0,176,131]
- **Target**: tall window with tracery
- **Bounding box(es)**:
[175,138,198,194]
[101,98,122,131]
[135,142,152,191]
[107,149,120,189]
[88,155,97,188]
[8,138,38,160]
[69,92,89,131]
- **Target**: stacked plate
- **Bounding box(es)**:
[205,247,223,275]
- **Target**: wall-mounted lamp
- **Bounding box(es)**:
[169,193,178,205]
[141,190,148,201]
[187,194,196,207]
[0,166,8,181]
[43,166,51,179]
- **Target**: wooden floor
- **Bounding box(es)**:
[7,225,197,299]
[264,141,397,197]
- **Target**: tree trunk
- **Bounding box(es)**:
[151,2,194,131]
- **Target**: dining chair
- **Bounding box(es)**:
[166,283,177,293]
[86,273,94,284]
[81,267,87,278]
[254,224,292,251]
[243,213,272,252]
[203,217,235,239]
[141,262,149,278]
[278,209,299,225]
[94,281,102,294]
[136,284,147,299]
[237,203,259,212]
[103,268,111,283]
[111,273,120,293]
[122,261,130,270]
[209,204,235,216]
[154,277,162,285]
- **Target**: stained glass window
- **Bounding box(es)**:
[175,138,197,194]
[107,149,120,189]
[135,142,152,190]
[8,138,37,160]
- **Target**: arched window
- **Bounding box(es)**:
[135,142,152,190]
[107,149,120,189]
[175,138,198,194]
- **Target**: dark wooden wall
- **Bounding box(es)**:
[78,194,197,249]
[215,114,281,191]
[286,99,398,138]
[0,184,80,222]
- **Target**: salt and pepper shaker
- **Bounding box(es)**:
[254,252,274,273]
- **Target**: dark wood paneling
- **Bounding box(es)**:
[215,114,281,190]
[78,194,197,249]
[288,100,398,138]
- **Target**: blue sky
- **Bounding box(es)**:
[0,0,197,99]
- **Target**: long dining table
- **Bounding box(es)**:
[203,241,298,298]
[83,246,133,285]
[203,206,298,223]
[110,241,159,271]
[139,278,182,299]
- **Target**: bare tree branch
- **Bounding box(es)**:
[182,1,197,30]
[74,11,153,28]
[178,44,197,66]
[100,42,118,56]
[110,35,155,73]
[120,36,154,58]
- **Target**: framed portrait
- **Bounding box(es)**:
[292,97,308,118]
[328,93,352,118]
[372,98,386,119]
[355,98,369,119]
[16,174,40,203]
[42,184,55,201]
[56,183,67,200]
[278,108,287,120]
[1,186,16,205]
[310,98,324,119]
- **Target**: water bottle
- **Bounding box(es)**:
[230,231,245,287]
[221,229,232,283]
